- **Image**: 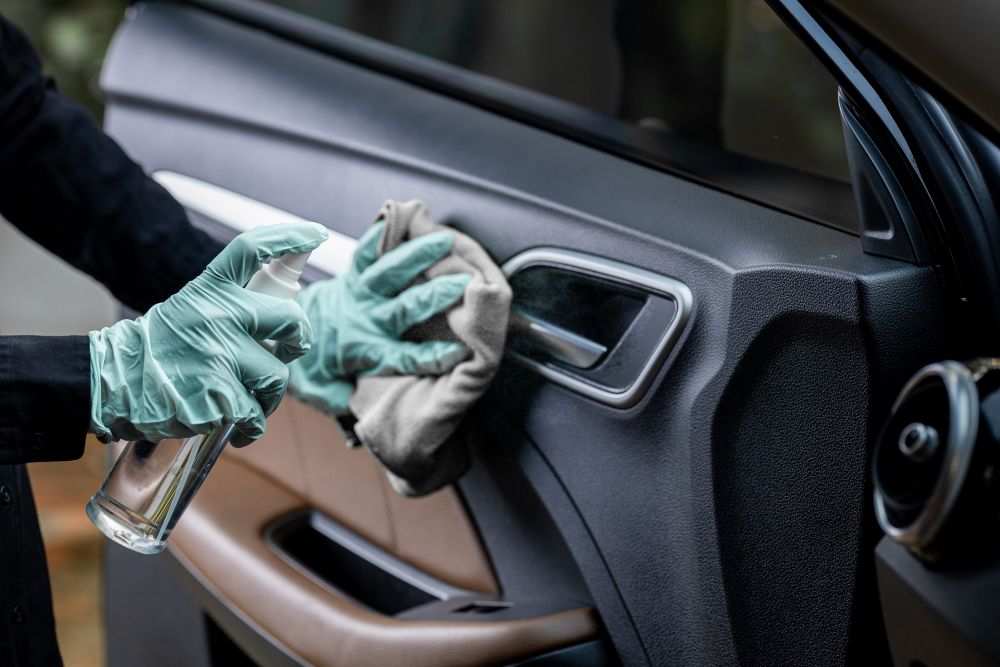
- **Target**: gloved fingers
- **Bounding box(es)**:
[288,376,354,417]
[205,222,329,286]
[236,347,291,418]
[230,426,261,448]
[222,390,267,447]
[241,296,314,363]
[271,337,312,365]
[359,230,454,296]
[375,273,471,337]
[350,221,384,275]
[363,340,469,376]
[336,341,383,376]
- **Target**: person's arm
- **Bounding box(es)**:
[0,336,90,463]
[0,15,222,311]
[0,222,330,465]
[0,15,222,464]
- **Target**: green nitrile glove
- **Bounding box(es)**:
[89,222,329,446]
[289,221,470,415]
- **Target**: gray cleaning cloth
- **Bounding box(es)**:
[348,200,512,497]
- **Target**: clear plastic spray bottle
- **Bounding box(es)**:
[86,250,312,554]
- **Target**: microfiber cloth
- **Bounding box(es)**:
[347,200,512,497]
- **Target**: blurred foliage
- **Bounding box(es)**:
[3,0,129,120]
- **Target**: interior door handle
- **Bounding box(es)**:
[509,309,607,369]
[503,247,692,408]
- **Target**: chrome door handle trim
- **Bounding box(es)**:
[509,309,608,369]
[153,171,358,276]
[502,248,692,409]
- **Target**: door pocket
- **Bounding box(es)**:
[266,509,596,625]
[266,510,474,616]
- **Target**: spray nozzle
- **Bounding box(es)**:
[279,252,310,274]
[245,250,313,300]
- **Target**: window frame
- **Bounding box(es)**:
[170,0,858,233]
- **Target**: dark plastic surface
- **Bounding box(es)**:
[105,544,213,667]
[877,538,1000,667]
[875,69,1000,341]
[101,4,949,665]
[205,617,260,667]
[839,93,923,263]
[788,0,1000,342]
[513,639,620,667]
[457,422,596,606]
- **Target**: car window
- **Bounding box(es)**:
[260,0,854,231]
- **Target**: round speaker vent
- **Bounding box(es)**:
[874,360,1000,563]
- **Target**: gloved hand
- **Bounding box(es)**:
[289,221,470,415]
[89,222,329,446]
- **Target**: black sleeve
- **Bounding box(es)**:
[0,14,223,312]
[0,336,91,463]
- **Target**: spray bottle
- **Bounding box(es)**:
[86,249,313,554]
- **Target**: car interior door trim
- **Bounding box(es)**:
[508,310,609,370]
[154,169,688,408]
[153,170,359,276]
[101,4,949,663]
[264,509,481,605]
[169,449,601,667]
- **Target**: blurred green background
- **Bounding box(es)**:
[3,0,129,119]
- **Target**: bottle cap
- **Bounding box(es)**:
[245,251,312,299]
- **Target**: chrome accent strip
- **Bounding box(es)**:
[509,309,607,369]
[502,248,692,408]
[153,171,358,276]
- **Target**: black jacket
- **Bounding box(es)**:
[0,15,222,666]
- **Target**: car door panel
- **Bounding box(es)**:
[101,3,947,665]
[217,400,499,594]
[170,446,600,667]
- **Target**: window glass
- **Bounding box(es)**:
[263,0,853,229]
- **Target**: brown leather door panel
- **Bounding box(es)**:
[168,400,600,665]
[221,399,497,593]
